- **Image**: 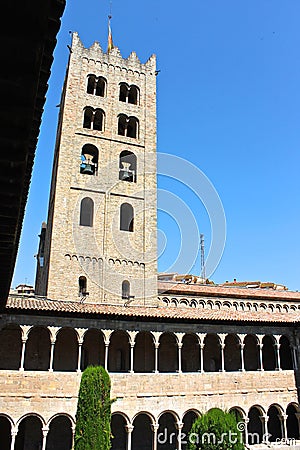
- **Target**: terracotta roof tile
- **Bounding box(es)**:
[5,296,300,324]
[158,281,300,301]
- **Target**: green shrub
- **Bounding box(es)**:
[187,408,245,450]
[74,366,112,450]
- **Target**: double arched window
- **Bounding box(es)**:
[120,203,134,232]
[80,197,94,227]
[118,115,139,139]
[80,144,98,175]
[119,150,137,182]
[83,108,105,131]
[86,75,106,97]
[119,83,139,105]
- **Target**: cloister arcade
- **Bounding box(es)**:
[0,324,296,373]
[0,403,299,450]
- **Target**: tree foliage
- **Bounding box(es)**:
[187,408,245,450]
[74,366,112,450]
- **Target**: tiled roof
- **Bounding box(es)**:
[5,296,300,324]
[158,281,300,301]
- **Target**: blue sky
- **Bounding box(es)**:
[12,1,300,290]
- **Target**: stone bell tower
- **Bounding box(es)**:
[35,32,157,306]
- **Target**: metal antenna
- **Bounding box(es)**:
[200,234,206,280]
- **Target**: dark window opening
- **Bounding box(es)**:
[127,117,138,138]
[95,77,106,97]
[80,197,94,226]
[117,115,138,139]
[119,150,137,182]
[119,84,128,102]
[118,114,127,136]
[79,276,87,295]
[93,109,104,131]
[83,108,93,129]
[120,203,134,232]
[128,85,139,104]
[87,75,96,94]
[80,144,99,175]
[122,280,130,299]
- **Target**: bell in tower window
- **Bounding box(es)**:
[80,144,98,176]
[119,151,137,182]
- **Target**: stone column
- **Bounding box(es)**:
[196,333,206,373]
[176,422,183,450]
[275,342,281,370]
[258,343,264,371]
[178,343,182,374]
[19,337,28,371]
[102,329,113,372]
[42,426,49,450]
[154,343,159,373]
[151,332,162,373]
[220,343,225,372]
[260,415,269,443]
[279,414,288,440]
[49,337,56,372]
[104,342,109,371]
[127,331,138,374]
[151,423,159,450]
[10,426,18,450]
[125,424,134,450]
[77,339,83,373]
[200,343,204,373]
[240,343,245,372]
[71,424,76,449]
[130,343,135,373]
[219,334,226,372]
[244,418,249,446]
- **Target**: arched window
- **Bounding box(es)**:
[117,115,139,139]
[93,109,104,131]
[118,114,127,136]
[87,75,96,94]
[119,83,139,105]
[95,77,106,97]
[83,108,105,131]
[80,197,94,226]
[80,144,98,175]
[128,85,139,104]
[122,280,130,299]
[119,150,137,182]
[119,83,128,102]
[120,203,134,232]
[87,75,106,96]
[79,276,87,295]
[83,107,93,128]
[127,117,138,138]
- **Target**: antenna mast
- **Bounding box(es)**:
[200,234,206,280]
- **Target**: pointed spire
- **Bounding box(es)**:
[107,15,114,53]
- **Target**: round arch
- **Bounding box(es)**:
[46,414,73,450]
[158,332,178,372]
[132,413,153,450]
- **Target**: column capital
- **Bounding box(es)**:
[75,327,87,342]
[42,425,49,436]
[176,421,184,430]
[125,424,134,433]
[151,331,162,346]
[102,329,114,345]
[196,332,207,345]
[11,426,18,436]
[20,324,32,340]
[127,330,138,346]
[174,332,185,345]
[177,343,183,349]
[151,423,159,432]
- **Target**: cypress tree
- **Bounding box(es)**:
[187,408,245,450]
[74,366,112,450]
